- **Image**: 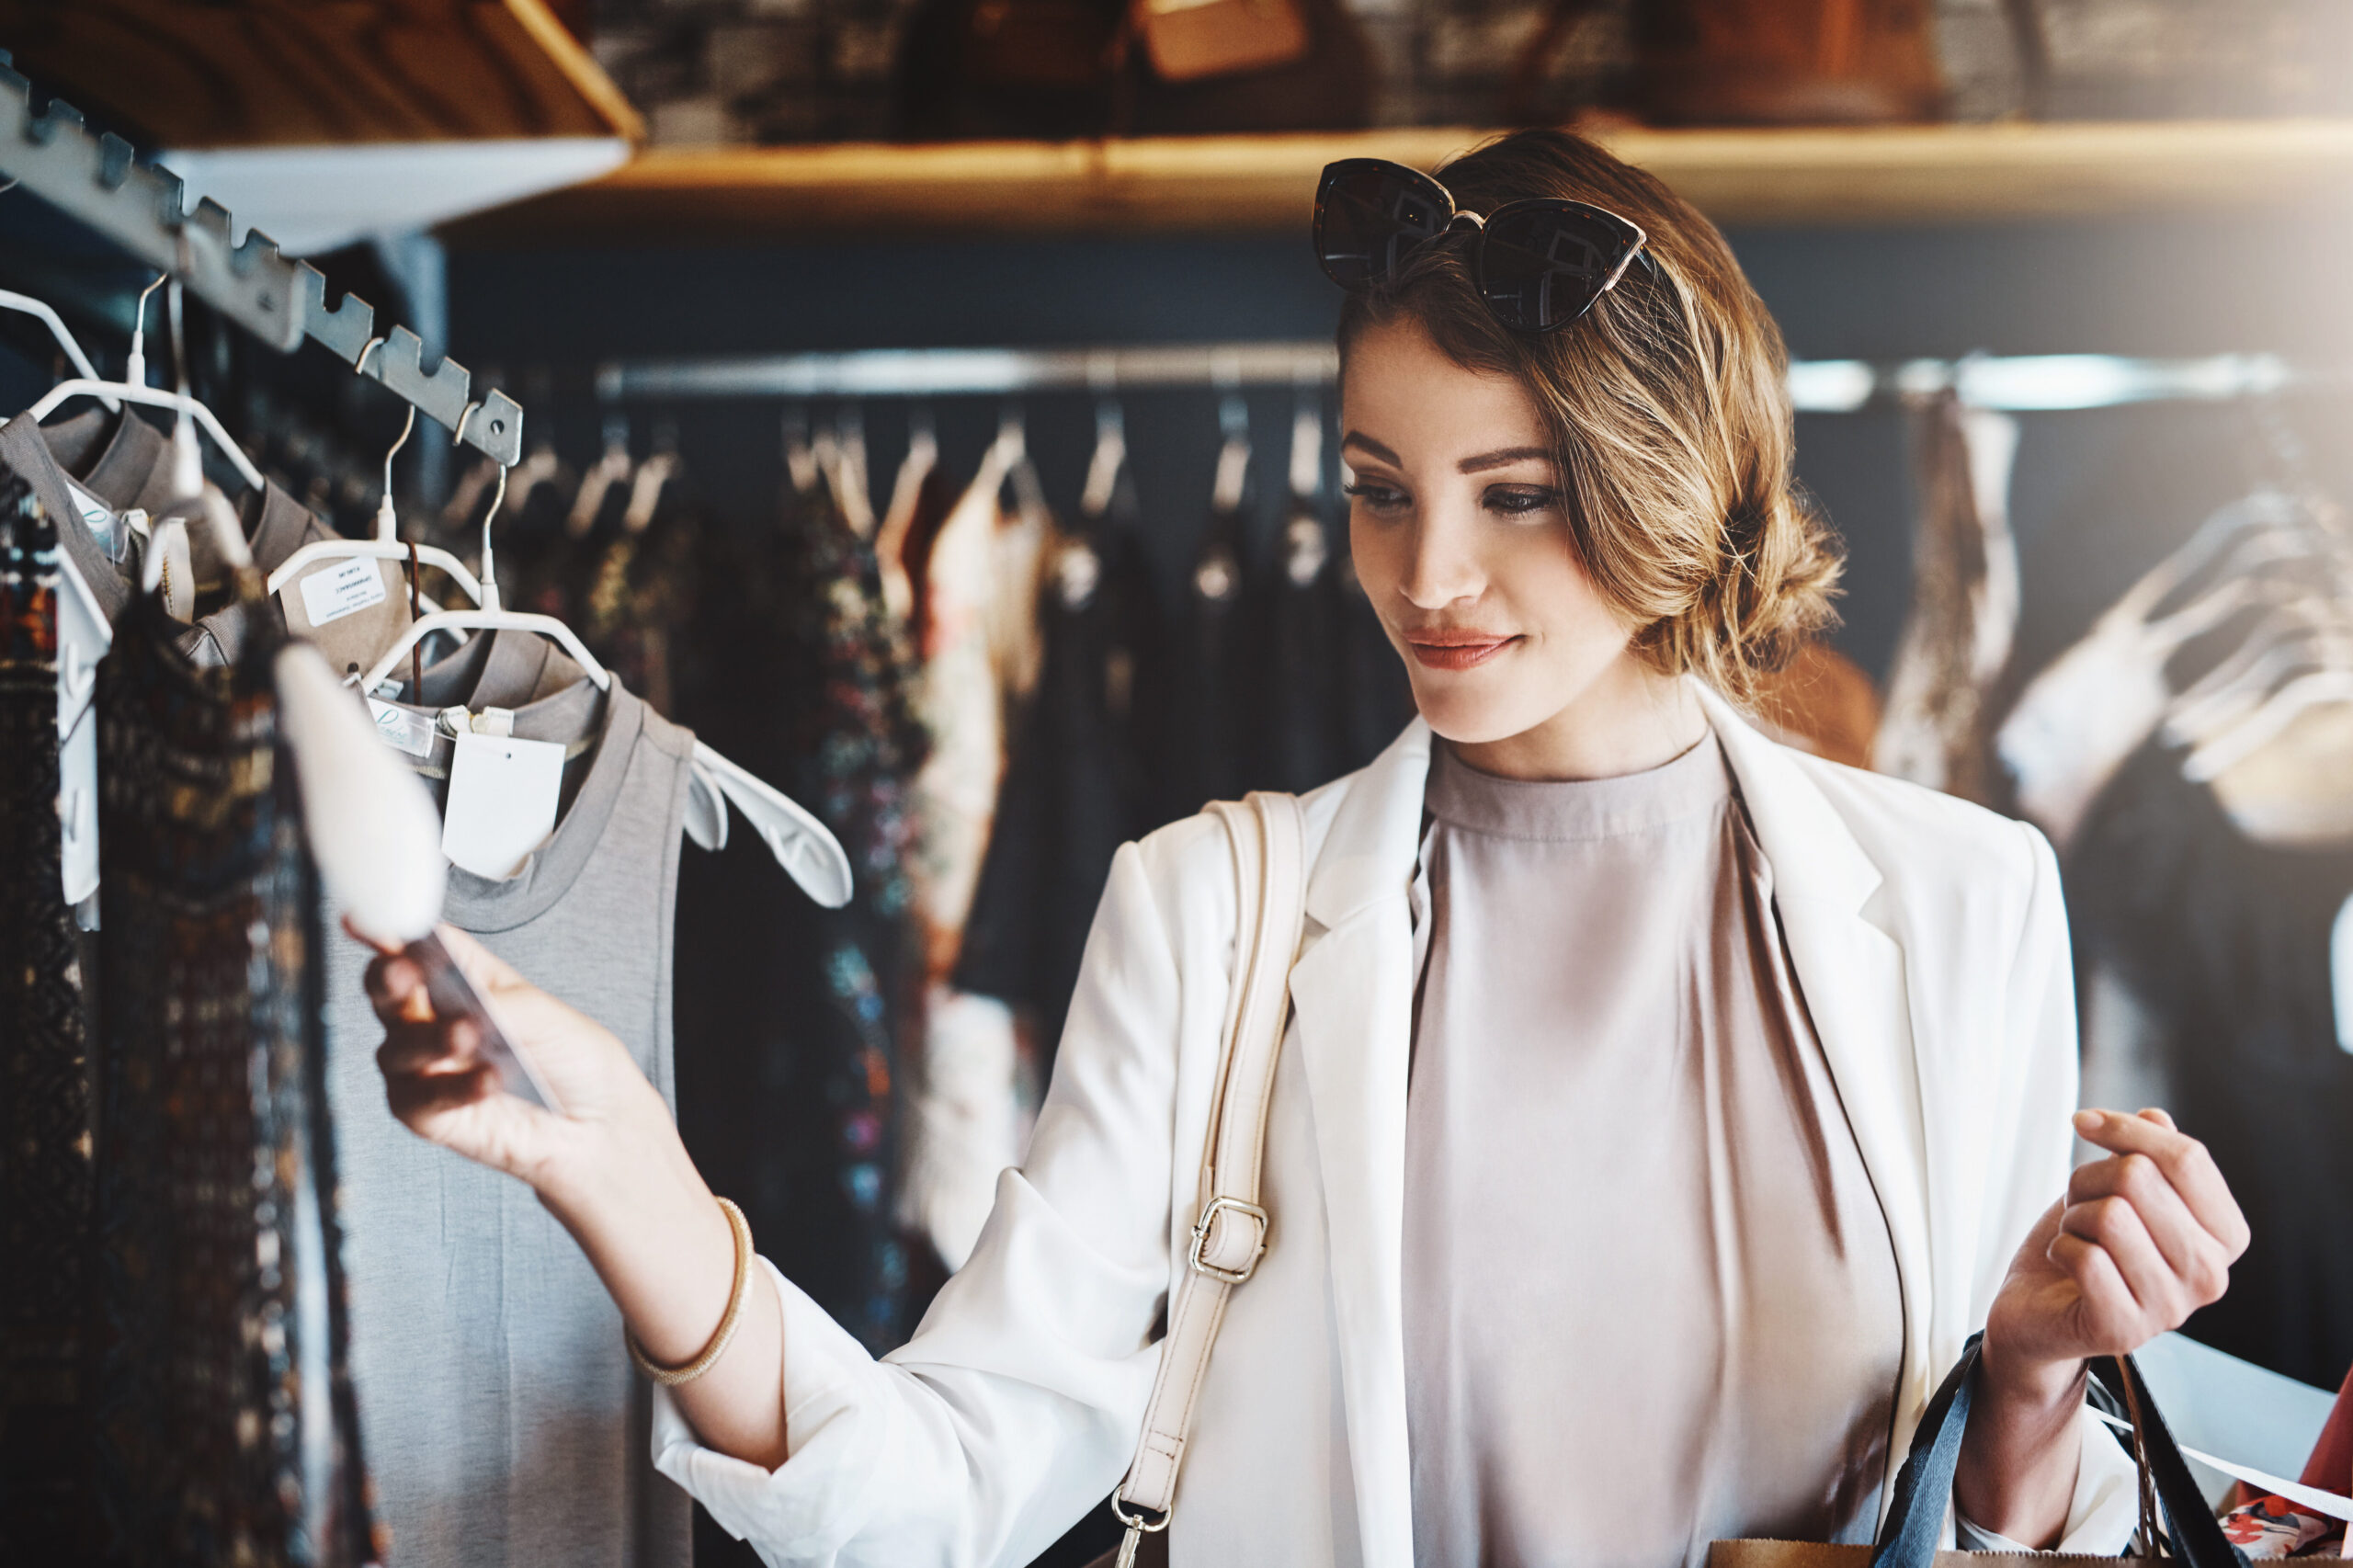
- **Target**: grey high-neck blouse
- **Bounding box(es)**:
[1404,733,1904,1568]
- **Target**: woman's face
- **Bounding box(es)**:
[1343,319,1668,772]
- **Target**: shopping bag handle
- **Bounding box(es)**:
[1870,1335,2241,1568]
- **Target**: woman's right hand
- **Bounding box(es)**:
[358,922,666,1199]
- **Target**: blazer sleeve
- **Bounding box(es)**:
[653,830,1214,1567]
[1955,820,2139,1555]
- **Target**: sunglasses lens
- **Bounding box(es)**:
[1316,163,1451,292]
[1478,203,1644,333]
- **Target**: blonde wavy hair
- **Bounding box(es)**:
[1336,129,1843,708]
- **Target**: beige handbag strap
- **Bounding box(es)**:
[1110,790,1307,1565]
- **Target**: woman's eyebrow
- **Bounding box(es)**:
[1340,430,1402,466]
[1458,446,1551,474]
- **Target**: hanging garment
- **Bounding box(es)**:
[908,441,1040,969]
[0,411,141,627]
[93,580,377,1568]
[318,652,696,1568]
[673,472,925,1352]
[0,404,358,667]
[954,484,1168,1069]
[903,447,1049,1271]
[1154,472,1255,824]
[580,453,698,717]
[0,475,104,1561]
[2067,741,2353,1389]
[1997,492,2308,853]
[1334,547,1417,788]
[1249,499,1352,794]
[1876,392,2020,804]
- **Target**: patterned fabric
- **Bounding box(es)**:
[0,475,105,1559]
[93,584,377,1568]
[674,472,927,1352]
[2220,1494,2343,1559]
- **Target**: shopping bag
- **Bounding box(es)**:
[1711,1337,2241,1568]
[2218,1362,2353,1559]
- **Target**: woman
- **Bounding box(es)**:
[360,131,2247,1568]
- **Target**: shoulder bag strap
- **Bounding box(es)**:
[1109,790,1307,1566]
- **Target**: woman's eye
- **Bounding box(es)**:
[1343,481,1410,513]
[1484,485,1559,517]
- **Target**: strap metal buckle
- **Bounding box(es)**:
[1188,1195,1270,1285]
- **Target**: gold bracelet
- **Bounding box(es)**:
[627,1196,753,1388]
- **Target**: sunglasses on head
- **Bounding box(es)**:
[1313,158,1649,335]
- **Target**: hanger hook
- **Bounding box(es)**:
[479,461,509,609]
[355,334,388,378]
[126,271,167,381]
[382,403,416,497]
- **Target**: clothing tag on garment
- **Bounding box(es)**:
[440,730,563,881]
[63,479,118,560]
[278,556,412,678]
[297,557,388,626]
[366,698,437,760]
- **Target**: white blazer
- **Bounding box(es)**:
[656,687,2140,1568]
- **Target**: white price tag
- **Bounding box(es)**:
[440,731,563,881]
[366,698,437,759]
[297,556,391,627]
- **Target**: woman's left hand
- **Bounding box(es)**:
[1957,1107,2250,1546]
[1984,1107,2249,1392]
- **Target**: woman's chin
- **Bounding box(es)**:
[1408,682,1550,749]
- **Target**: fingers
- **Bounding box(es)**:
[376,1015,483,1080]
[384,1059,498,1124]
[364,952,432,1025]
[2072,1108,2250,1258]
[2067,1153,2232,1300]
[2048,1232,2142,1346]
[2058,1194,2199,1326]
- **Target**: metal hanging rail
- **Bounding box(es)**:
[0,56,522,465]
[597,342,2348,415]
[596,341,1343,403]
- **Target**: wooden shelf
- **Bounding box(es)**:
[443,119,2353,244]
[0,0,641,147]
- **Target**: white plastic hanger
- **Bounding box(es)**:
[354,455,854,908]
[0,288,117,409]
[266,400,483,602]
[28,274,264,492]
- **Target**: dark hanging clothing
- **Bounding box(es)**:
[674,479,927,1353]
[92,585,377,1568]
[0,476,105,1561]
[1249,504,1351,796]
[1335,549,1416,777]
[953,507,1166,1062]
[1152,494,1254,826]
[2067,742,2353,1390]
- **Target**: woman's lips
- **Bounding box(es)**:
[1404,633,1518,671]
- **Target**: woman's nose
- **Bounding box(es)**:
[1399,513,1486,608]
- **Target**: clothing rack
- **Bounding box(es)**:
[0,56,523,466]
[596,341,2348,415]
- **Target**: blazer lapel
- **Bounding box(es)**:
[1700,687,1939,1432]
[1289,720,1430,1568]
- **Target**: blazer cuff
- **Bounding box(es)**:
[650,1256,895,1561]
